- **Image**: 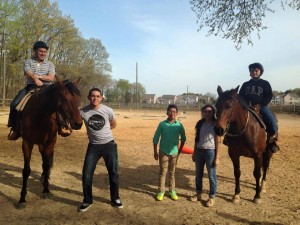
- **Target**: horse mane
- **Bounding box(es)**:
[39,80,80,96]
[218,89,249,110]
[34,80,80,115]
[63,80,81,96]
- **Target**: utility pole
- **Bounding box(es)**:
[2,50,6,107]
[187,85,189,108]
[136,62,138,109]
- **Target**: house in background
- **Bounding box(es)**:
[156,95,177,104]
[283,93,300,105]
[272,95,284,105]
[142,94,157,104]
[176,94,199,105]
[273,93,300,105]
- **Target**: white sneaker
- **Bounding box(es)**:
[205,198,215,207]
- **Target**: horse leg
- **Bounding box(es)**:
[40,144,54,198]
[261,148,272,193]
[19,140,33,205]
[253,154,263,204]
[230,153,241,203]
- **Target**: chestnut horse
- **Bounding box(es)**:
[214,86,273,204]
[18,78,83,206]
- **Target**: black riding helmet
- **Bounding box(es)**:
[33,41,49,50]
[248,62,264,75]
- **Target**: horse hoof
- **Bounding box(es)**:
[16,202,26,209]
[232,195,240,204]
[42,192,53,199]
[253,198,262,204]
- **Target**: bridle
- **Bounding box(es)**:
[223,96,250,137]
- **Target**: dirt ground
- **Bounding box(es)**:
[0,109,299,225]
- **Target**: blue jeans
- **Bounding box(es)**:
[260,106,278,136]
[194,148,217,198]
[8,84,36,127]
[82,141,120,204]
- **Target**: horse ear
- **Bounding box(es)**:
[56,76,63,84]
[217,85,223,96]
[234,85,240,93]
[73,77,81,86]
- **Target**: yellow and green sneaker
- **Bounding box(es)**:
[169,190,178,201]
[156,192,165,201]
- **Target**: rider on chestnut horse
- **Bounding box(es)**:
[239,62,279,153]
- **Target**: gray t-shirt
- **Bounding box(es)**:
[80,104,115,144]
[196,121,216,150]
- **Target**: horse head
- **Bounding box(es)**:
[57,77,83,130]
[214,85,240,136]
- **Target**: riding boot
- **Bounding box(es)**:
[7,108,17,127]
[269,135,279,153]
[57,112,72,137]
[8,112,21,141]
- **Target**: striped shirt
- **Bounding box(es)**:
[24,57,55,85]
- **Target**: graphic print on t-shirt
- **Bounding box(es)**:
[88,114,105,130]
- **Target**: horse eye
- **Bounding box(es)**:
[226,104,232,109]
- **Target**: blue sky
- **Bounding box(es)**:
[53,0,300,96]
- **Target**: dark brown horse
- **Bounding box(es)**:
[214,86,273,204]
[18,77,83,206]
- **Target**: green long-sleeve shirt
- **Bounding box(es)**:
[153,119,186,155]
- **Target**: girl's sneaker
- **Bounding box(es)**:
[156,192,165,201]
[205,198,215,207]
[190,193,202,202]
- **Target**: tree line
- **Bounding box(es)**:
[0,0,145,106]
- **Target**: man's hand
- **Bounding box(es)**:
[34,78,43,86]
[154,151,158,161]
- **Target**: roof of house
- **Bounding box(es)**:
[143,94,156,99]
[161,95,176,99]
[284,93,300,98]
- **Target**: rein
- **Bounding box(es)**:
[225,98,250,137]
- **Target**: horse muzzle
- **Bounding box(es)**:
[72,121,83,130]
[214,126,225,136]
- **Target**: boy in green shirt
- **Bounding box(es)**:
[153,104,186,201]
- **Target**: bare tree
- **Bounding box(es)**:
[190,0,300,49]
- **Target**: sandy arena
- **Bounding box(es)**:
[0,109,299,225]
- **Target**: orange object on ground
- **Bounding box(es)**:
[180,146,194,154]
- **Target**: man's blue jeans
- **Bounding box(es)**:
[8,84,36,127]
[82,141,120,204]
[260,106,278,136]
[194,148,217,198]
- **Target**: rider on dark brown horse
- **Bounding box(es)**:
[239,62,279,153]
[7,41,70,140]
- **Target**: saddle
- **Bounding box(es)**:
[15,89,36,112]
[248,105,266,130]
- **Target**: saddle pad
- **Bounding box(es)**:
[15,90,36,112]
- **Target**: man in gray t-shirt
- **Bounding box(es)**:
[78,87,123,212]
